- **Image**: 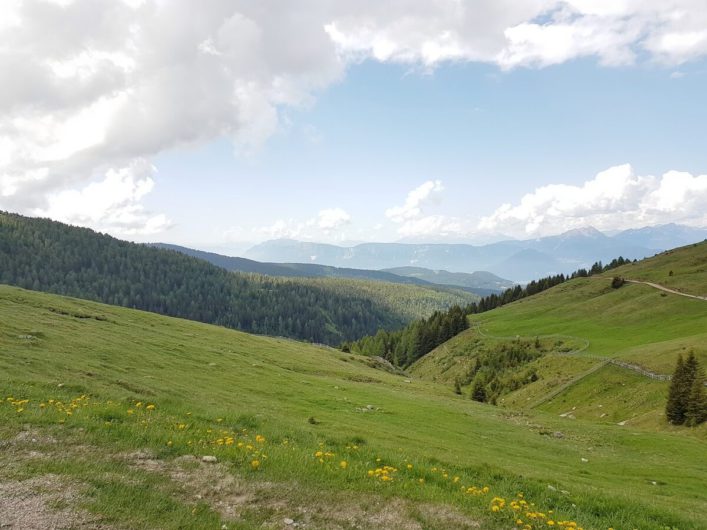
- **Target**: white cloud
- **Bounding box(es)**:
[326,1,707,69]
[478,164,707,237]
[3,1,707,237]
[385,180,471,239]
[255,207,352,241]
[386,180,444,222]
[317,207,351,232]
[0,0,344,233]
[36,159,171,236]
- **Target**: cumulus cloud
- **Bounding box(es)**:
[386,180,444,223]
[3,1,707,236]
[326,1,707,69]
[36,159,171,236]
[478,164,707,237]
[385,180,471,238]
[256,207,352,241]
[317,207,351,232]
[0,0,344,232]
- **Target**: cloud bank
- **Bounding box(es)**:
[254,207,352,241]
[479,164,707,237]
[2,1,707,236]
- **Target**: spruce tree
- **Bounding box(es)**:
[471,380,487,403]
[667,351,704,426]
[685,366,706,427]
[666,354,686,424]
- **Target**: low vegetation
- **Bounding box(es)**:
[3,285,707,528]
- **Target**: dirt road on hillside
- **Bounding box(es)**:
[625,279,707,301]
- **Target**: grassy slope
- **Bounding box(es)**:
[609,241,707,295]
[411,242,707,431]
[1,286,707,529]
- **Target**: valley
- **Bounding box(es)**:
[1,241,706,529]
[4,6,707,529]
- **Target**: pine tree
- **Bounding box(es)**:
[667,351,704,426]
[666,354,687,424]
[685,366,706,427]
[471,380,486,403]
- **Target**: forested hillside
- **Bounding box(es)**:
[152,243,437,286]
[0,212,406,344]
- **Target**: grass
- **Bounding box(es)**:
[474,278,706,358]
[607,241,707,295]
[2,284,707,529]
[537,364,668,426]
[411,242,707,428]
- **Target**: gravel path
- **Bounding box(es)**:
[624,279,707,301]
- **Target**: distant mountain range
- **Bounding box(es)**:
[152,243,511,296]
[243,224,707,282]
[382,267,515,292]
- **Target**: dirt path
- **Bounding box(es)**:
[624,279,707,301]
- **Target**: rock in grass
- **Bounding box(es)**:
[201,455,218,463]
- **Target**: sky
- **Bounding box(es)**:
[2,0,707,254]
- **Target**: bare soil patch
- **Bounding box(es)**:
[123,450,480,529]
[0,474,110,530]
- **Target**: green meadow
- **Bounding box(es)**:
[1,282,706,529]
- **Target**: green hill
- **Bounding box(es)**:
[0,212,475,345]
[384,266,514,294]
[608,241,707,294]
[411,242,707,429]
[153,243,476,289]
[2,284,707,529]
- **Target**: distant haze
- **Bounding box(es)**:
[244,224,707,282]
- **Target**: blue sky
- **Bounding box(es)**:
[151,58,707,250]
[2,1,707,252]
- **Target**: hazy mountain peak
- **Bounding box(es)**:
[559,226,605,238]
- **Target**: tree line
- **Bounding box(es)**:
[0,212,408,345]
[346,257,634,366]
[466,256,633,314]
[341,305,468,367]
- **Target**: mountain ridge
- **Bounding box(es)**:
[244,225,704,281]
[152,243,510,296]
